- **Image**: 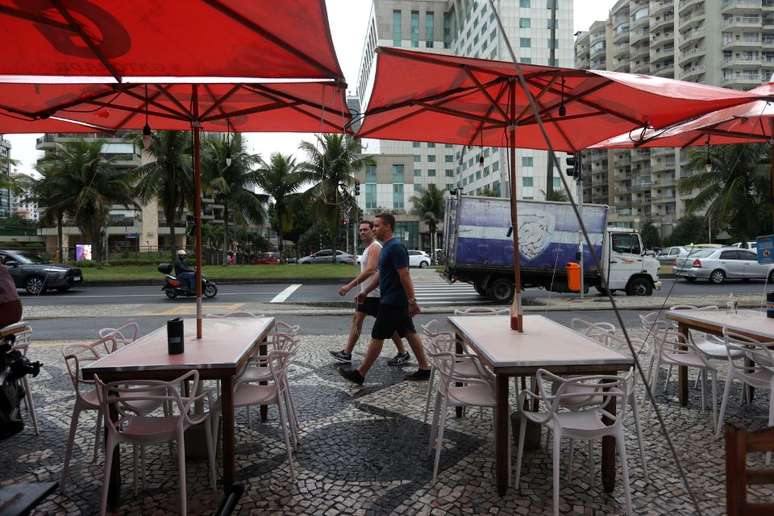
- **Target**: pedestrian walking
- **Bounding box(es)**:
[330,221,410,366]
[338,213,431,385]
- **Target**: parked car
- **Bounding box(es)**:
[733,241,758,251]
[656,246,690,265]
[298,249,355,265]
[408,250,431,268]
[674,247,774,284]
[0,249,83,295]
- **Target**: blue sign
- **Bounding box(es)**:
[757,234,774,264]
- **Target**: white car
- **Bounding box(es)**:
[408,250,431,268]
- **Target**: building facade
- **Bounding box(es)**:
[576,0,774,236]
[354,0,575,249]
[0,137,10,218]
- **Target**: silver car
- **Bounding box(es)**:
[298,249,355,265]
[674,247,774,284]
[656,246,689,265]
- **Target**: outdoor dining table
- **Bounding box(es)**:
[448,314,634,496]
[81,317,274,509]
[666,309,773,406]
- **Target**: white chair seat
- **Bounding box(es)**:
[556,383,605,409]
[553,409,611,434]
[233,382,279,407]
[696,340,743,359]
[737,369,774,390]
[662,351,708,369]
[122,415,181,440]
[447,383,496,407]
[239,365,271,383]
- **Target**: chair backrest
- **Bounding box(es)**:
[98,321,140,352]
[570,318,616,347]
[275,320,300,336]
[723,330,774,377]
[726,423,774,516]
[421,319,443,338]
[206,311,265,319]
[266,350,293,397]
[94,370,199,436]
[427,352,458,396]
[272,332,301,354]
[536,368,627,427]
[669,305,699,311]
[425,332,455,356]
[63,336,116,397]
[453,307,509,316]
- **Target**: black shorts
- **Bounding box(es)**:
[372,303,416,340]
[356,297,380,317]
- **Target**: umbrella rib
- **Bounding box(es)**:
[464,68,509,120]
[30,85,134,118]
[416,101,505,125]
[201,0,343,81]
[109,86,169,131]
[238,85,347,131]
[199,84,243,120]
[515,73,559,121]
[50,0,123,83]
[464,82,511,149]
[0,5,74,31]
[82,99,189,122]
[201,100,300,122]
[244,83,343,117]
[0,104,37,119]
[358,105,430,138]
[121,88,192,120]
[154,84,194,120]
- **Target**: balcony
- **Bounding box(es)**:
[723,35,763,49]
[632,149,651,162]
[613,43,631,59]
[651,31,675,47]
[632,179,652,192]
[652,158,677,172]
[679,8,705,31]
[679,0,704,17]
[630,28,650,45]
[722,15,763,28]
[723,55,762,66]
[722,0,764,13]
[652,46,675,63]
[680,63,706,81]
[630,43,651,60]
[679,45,706,64]
[652,63,675,77]
[679,26,706,48]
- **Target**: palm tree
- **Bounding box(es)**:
[256,153,308,256]
[410,184,445,261]
[679,143,771,241]
[299,134,372,263]
[202,133,264,262]
[36,139,136,263]
[31,172,69,261]
[132,131,193,260]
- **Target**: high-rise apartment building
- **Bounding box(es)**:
[576,0,774,236]
[354,0,574,248]
[0,137,11,218]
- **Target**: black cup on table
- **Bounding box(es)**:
[167,318,185,354]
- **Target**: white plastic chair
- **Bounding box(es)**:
[61,336,116,491]
[716,330,774,438]
[570,318,616,347]
[95,370,217,516]
[453,307,510,316]
[214,350,297,481]
[427,351,502,482]
[515,369,633,516]
[98,321,140,352]
[10,325,38,435]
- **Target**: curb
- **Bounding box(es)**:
[82,278,348,286]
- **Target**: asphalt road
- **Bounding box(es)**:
[16,277,771,306]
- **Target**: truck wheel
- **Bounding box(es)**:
[473,280,487,296]
[626,277,652,296]
[487,278,514,303]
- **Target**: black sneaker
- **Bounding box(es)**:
[404,369,431,382]
[330,350,352,363]
[338,367,365,385]
[387,351,411,367]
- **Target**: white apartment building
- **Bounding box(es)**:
[10,171,39,222]
[0,137,10,218]
[355,0,575,233]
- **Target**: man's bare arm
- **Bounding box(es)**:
[339,244,379,296]
[397,267,420,315]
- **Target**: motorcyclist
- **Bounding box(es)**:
[174,249,196,293]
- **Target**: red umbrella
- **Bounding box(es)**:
[0,1,349,338]
[358,47,756,331]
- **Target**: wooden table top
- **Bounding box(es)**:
[82,317,274,378]
[448,314,633,373]
[666,309,773,341]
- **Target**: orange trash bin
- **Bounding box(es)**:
[566,262,581,292]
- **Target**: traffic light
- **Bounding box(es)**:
[354,180,360,196]
[565,153,581,180]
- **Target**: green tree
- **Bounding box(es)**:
[132,130,193,259]
[542,189,569,202]
[639,219,662,250]
[679,143,771,241]
[256,153,308,256]
[36,139,135,263]
[299,134,372,263]
[202,133,265,263]
[664,214,709,247]
[410,184,445,260]
[479,186,501,198]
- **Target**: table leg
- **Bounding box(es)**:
[259,339,268,421]
[495,374,509,496]
[107,401,121,510]
[221,376,235,490]
[455,331,464,418]
[745,356,755,403]
[601,379,617,493]
[677,323,689,407]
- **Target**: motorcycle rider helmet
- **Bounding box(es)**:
[177,249,187,256]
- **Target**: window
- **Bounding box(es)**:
[411,11,420,47]
[392,164,405,182]
[393,183,404,209]
[392,10,402,46]
[553,177,561,188]
[414,169,421,177]
[493,181,501,196]
[483,166,490,176]
[365,165,377,183]
[521,57,532,64]
[428,169,436,177]
[413,155,420,163]
[447,183,455,191]
[462,177,467,186]
[445,169,455,177]
[611,233,641,255]
[365,183,377,209]
[413,141,421,148]
[740,250,757,261]
[428,155,436,163]
[443,12,453,49]
[445,155,454,163]
[519,0,530,7]
[522,177,534,187]
[522,156,534,167]
[475,171,481,180]
[428,142,435,148]
[519,18,530,29]
[493,161,499,171]
[520,38,531,48]
[445,144,453,149]
[720,250,740,260]
[425,11,434,48]
[414,185,425,194]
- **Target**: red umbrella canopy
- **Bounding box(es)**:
[0,81,350,134]
[592,82,774,149]
[357,47,757,152]
[0,0,343,82]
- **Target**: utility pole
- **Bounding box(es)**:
[545,0,558,197]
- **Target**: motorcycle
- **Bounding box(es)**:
[158,263,218,300]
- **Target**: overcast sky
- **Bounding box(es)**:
[4,0,615,175]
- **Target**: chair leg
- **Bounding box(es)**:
[92,410,102,464]
[700,368,706,412]
[99,436,117,516]
[177,433,188,516]
[22,376,38,436]
[568,439,575,482]
[429,393,443,453]
[423,368,435,424]
[617,431,633,516]
[664,364,673,394]
[432,398,449,482]
[711,370,718,435]
[630,395,648,481]
[716,371,735,438]
[552,429,562,516]
[283,389,299,449]
[514,415,527,490]
[61,406,81,492]
[766,390,774,466]
[277,399,296,482]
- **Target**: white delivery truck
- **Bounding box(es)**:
[442,195,661,302]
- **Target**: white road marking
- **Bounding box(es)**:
[26,291,277,299]
[270,284,302,303]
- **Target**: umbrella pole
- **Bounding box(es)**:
[193,87,203,339]
[770,121,774,230]
[508,81,523,332]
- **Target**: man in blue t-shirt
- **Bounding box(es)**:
[338,213,431,385]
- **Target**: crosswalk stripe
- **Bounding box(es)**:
[271,284,302,303]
